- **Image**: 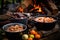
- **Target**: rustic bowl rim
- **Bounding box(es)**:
[2,23,27,33]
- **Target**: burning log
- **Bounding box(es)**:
[17,0,33,13]
[29,5,42,12]
[18,7,24,13]
[17,0,57,16]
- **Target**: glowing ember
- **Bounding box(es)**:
[34,5,42,12]
[33,0,42,13]
[18,7,23,13]
[17,0,43,13]
[30,4,42,13]
[37,8,42,12]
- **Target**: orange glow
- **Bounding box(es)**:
[34,5,42,12]
[37,7,42,12]
[34,4,40,9]
[18,0,42,13]
[18,7,23,13]
[30,4,42,13]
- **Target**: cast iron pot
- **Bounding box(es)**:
[2,23,27,40]
[32,16,57,31]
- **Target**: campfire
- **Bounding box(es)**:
[17,0,58,15]
[29,4,42,13]
[17,0,45,14]
[18,5,42,12]
[18,7,24,13]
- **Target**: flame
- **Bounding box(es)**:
[18,7,23,13]
[30,4,42,12]
[37,8,42,12]
[18,4,42,13]
[33,0,42,12]
[34,5,42,12]
[18,0,42,13]
[34,4,40,9]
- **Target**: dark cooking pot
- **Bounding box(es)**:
[9,13,28,25]
[2,23,27,40]
[32,16,58,31]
